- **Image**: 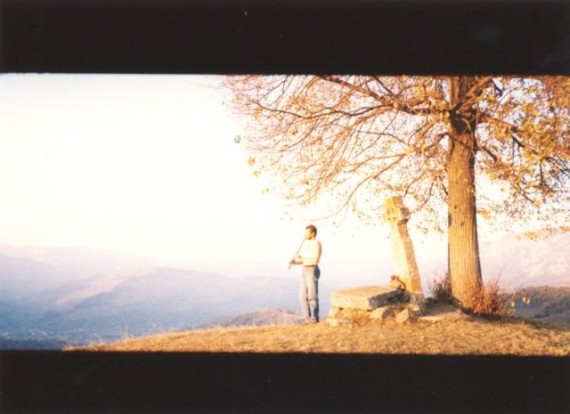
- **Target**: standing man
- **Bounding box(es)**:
[289,225,322,324]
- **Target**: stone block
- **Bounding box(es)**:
[409,292,425,305]
[370,306,395,320]
[407,303,424,317]
[384,196,424,294]
[329,307,342,317]
[398,291,411,303]
[396,309,411,324]
[330,286,403,311]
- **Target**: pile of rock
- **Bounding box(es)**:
[327,285,424,327]
[326,196,428,327]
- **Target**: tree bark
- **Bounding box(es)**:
[446,77,483,309]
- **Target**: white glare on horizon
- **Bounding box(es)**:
[0,74,447,283]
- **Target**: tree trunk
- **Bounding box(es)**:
[446,77,483,309]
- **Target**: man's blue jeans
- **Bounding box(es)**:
[300,265,320,322]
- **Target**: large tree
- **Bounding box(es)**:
[224,76,569,310]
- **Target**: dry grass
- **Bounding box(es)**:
[73,309,570,356]
[470,278,511,319]
[428,273,454,304]
[429,273,512,319]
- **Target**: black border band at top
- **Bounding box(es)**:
[1,0,569,74]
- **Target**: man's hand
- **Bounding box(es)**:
[288,254,302,269]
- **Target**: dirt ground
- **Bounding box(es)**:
[78,304,570,356]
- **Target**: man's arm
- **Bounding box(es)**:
[289,254,303,266]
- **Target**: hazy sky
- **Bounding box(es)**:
[0,74,448,285]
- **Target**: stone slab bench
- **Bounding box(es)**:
[330,285,406,311]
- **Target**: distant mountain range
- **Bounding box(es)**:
[0,245,333,348]
[0,232,567,349]
[479,231,569,289]
[510,286,570,325]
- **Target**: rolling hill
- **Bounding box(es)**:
[198,307,304,329]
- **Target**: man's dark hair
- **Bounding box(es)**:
[306,224,317,236]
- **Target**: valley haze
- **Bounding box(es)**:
[0,232,567,349]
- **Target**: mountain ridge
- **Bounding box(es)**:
[0,252,335,346]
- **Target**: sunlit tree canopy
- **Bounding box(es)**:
[225,76,569,235]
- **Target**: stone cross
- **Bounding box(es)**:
[383,196,423,295]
